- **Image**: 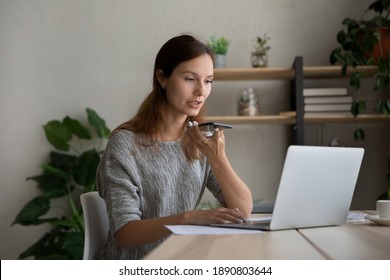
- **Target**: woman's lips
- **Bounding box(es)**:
[188,100,203,108]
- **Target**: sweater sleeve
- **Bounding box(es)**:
[97,131,142,234]
[205,163,227,207]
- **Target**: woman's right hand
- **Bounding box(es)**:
[185,121,227,164]
[183,207,249,225]
[115,207,250,247]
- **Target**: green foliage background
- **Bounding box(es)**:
[12,108,110,259]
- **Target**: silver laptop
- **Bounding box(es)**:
[211,145,364,231]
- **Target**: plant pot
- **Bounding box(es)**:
[251,52,268,67]
[372,27,390,60]
[360,26,390,60]
[214,54,226,68]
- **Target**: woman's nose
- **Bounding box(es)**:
[194,82,205,96]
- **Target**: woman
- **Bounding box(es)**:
[97,34,253,259]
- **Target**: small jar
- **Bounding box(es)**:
[237,88,260,116]
[251,52,268,67]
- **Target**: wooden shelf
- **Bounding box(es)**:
[204,114,390,125]
[304,114,390,123]
[303,65,377,79]
[213,66,377,81]
[212,60,384,145]
[213,67,294,80]
[204,115,295,124]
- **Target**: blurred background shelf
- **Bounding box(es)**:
[205,113,390,125]
[213,65,377,81]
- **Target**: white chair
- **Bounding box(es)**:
[80,191,109,260]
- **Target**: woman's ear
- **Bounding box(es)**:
[156,69,166,89]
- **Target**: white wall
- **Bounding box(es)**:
[0,0,380,259]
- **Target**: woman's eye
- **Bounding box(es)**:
[185,77,195,82]
[206,80,213,84]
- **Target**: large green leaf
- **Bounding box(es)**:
[18,232,52,259]
[41,163,71,181]
[12,196,50,225]
[38,229,77,260]
[44,120,72,151]
[63,116,92,139]
[19,228,72,260]
[74,149,100,187]
[49,151,78,173]
[27,173,68,198]
[62,231,84,260]
[50,219,78,227]
[86,108,110,138]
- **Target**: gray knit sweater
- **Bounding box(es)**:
[96,129,225,259]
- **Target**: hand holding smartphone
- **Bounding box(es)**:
[198,122,234,137]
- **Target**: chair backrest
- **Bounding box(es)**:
[80,191,109,260]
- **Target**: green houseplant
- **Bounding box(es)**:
[330,0,390,200]
[207,35,230,68]
[207,35,230,55]
[12,108,110,259]
[252,33,271,67]
[330,0,390,121]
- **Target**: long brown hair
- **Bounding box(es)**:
[114,34,213,160]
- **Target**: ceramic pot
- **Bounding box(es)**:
[214,54,226,68]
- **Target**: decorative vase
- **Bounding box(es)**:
[237,88,260,116]
[214,54,227,68]
[251,52,268,67]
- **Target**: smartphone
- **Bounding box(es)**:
[198,122,234,137]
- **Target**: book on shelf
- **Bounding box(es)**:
[280,110,353,117]
[304,112,352,117]
[303,88,352,114]
[303,87,348,97]
[304,95,352,104]
[304,103,352,112]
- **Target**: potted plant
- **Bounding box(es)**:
[329,0,390,200]
[330,0,390,124]
[207,35,230,68]
[252,33,271,67]
[12,108,110,259]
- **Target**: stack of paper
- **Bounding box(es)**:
[303,88,352,115]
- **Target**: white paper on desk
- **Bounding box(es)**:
[248,216,272,222]
[346,211,368,223]
[165,225,263,235]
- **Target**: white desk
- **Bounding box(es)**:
[144,212,390,260]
